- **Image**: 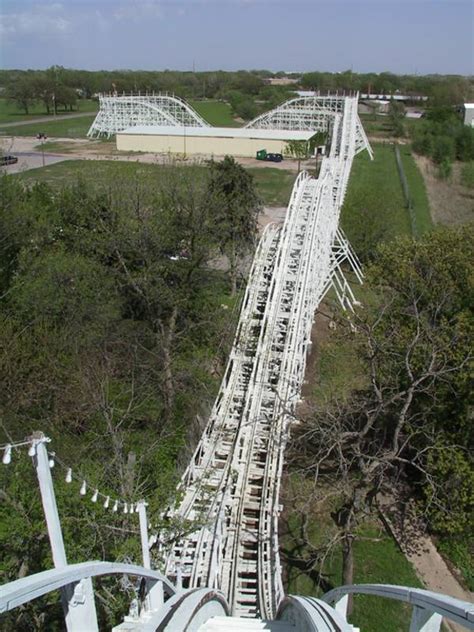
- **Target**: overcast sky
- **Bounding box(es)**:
[0,0,473,75]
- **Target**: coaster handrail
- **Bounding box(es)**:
[0,561,175,614]
[322,584,474,630]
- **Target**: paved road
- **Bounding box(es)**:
[0,111,96,129]
[1,151,71,175]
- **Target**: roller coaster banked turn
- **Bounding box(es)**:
[159,95,372,619]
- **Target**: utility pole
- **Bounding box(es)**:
[32,433,98,632]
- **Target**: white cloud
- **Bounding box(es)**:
[113,1,164,22]
[0,4,71,37]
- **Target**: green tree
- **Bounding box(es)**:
[389,99,405,137]
[6,77,37,114]
[0,167,239,627]
[32,74,55,115]
[432,135,455,164]
[291,226,473,597]
[55,85,78,112]
[10,249,120,339]
[285,139,310,172]
[207,156,261,295]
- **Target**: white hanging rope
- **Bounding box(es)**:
[1,434,143,517]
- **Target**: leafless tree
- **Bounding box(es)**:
[287,286,472,611]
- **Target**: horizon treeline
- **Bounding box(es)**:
[0,67,473,105]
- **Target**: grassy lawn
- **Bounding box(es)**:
[311,310,367,402]
[0,115,96,138]
[398,144,433,236]
[359,112,392,137]
[341,142,412,256]
[282,478,422,632]
[189,99,239,127]
[359,112,424,139]
[437,537,474,591]
[340,140,434,253]
[33,140,90,153]
[15,159,295,208]
[247,167,295,207]
[0,98,98,124]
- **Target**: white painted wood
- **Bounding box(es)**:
[32,436,99,632]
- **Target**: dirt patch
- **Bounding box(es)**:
[379,493,473,632]
[295,305,335,424]
[258,206,287,231]
[414,155,474,226]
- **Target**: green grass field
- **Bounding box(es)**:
[341,143,412,256]
[359,112,393,137]
[247,167,295,207]
[0,99,236,137]
[0,98,98,125]
[341,141,432,256]
[359,112,424,139]
[189,100,239,127]
[398,144,433,235]
[15,159,295,208]
[0,115,96,138]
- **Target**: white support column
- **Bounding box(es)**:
[137,500,151,569]
[137,500,164,612]
[32,433,98,632]
[334,594,349,616]
[409,607,442,632]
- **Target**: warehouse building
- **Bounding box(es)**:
[116,125,315,158]
[464,104,474,127]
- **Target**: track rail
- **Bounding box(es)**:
[160,95,372,619]
[87,93,209,138]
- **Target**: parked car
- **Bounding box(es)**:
[0,155,18,166]
[256,149,283,162]
[266,153,283,162]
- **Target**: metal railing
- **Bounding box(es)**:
[323,584,474,631]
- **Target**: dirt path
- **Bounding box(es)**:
[379,495,473,632]
[414,155,474,226]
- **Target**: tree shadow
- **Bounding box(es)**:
[280,512,336,595]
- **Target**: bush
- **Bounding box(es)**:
[432,135,456,164]
[455,126,474,161]
[460,161,474,188]
[437,538,474,591]
[437,158,452,179]
[412,130,433,157]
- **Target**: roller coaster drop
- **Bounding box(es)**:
[160,95,371,618]
[2,95,473,631]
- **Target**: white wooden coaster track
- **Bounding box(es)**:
[160,95,372,619]
[2,95,474,632]
[87,93,209,138]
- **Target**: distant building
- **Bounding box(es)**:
[296,91,317,98]
[116,125,315,158]
[360,93,428,102]
[264,77,300,86]
[463,104,474,126]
